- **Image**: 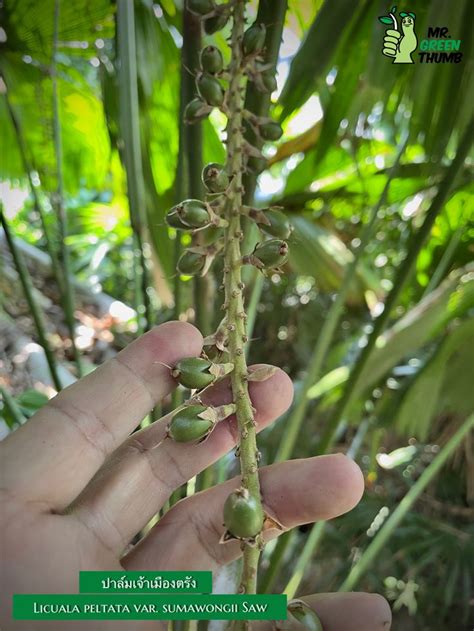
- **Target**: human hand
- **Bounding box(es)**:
[0,321,391,630]
[382,13,417,64]
[382,29,402,59]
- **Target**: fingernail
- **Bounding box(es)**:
[287,600,323,631]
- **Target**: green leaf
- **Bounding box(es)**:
[379,16,393,24]
[439,321,474,416]
[313,0,375,165]
[308,266,474,402]
[395,319,474,441]
[289,216,384,305]
[1,55,111,191]
[2,0,113,64]
[395,350,446,440]
[279,0,355,120]
[16,389,50,417]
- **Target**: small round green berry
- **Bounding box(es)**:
[242,23,266,56]
[197,74,225,107]
[187,0,214,15]
[202,163,230,193]
[200,46,224,74]
[247,156,267,175]
[166,209,189,230]
[177,250,207,276]
[261,209,292,239]
[166,199,210,230]
[253,239,289,268]
[184,97,211,124]
[260,121,283,141]
[168,405,213,443]
[204,11,229,34]
[261,70,277,93]
[223,488,264,539]
[172,357,215,389]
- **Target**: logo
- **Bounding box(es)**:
[379,6,417,64]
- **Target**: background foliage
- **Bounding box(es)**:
[1,1,473,629]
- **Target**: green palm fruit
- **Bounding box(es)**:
[187,0,214,15]
[166,199,209,230]
[168,405,213,443]
[204,11,229,34]
[200,46,224,74]
[261,209,292,239]
[197,74,225,107]
[242,23,266,55]
[253,239,289,268]
[184,97,211,124]
[200,225,224,245]
[261,70,277,93]
[287,601,324,631]
[259,121,283,141]
[177,250,207,276]
[252,63,277,93]
[202,163,230,193]
[166,209,189,230]
[247,156,267,174]
[172,357,215,389]
[223,488,264,539]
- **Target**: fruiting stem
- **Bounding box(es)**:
[224,0,263,601]
[4,89,63,290]
[1,206,63,391]
[52,0,83,376]
[117,0,154,334]
[0,384,26,428]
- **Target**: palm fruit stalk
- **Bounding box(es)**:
[180,0,286,603]
[221,0,264,598]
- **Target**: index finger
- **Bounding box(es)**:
[0,321,203,509]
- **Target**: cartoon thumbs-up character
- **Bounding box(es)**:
[379,8,417,64]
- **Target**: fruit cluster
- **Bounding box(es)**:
[166,357,234,443]
[165,0,291,570]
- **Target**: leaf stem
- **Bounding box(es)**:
[182,10,212,339]
[281,417,373,599]
[422,223,463,298]
[0,384,26,428]
[3,89,63,289]
[275,135,408,463]
[117,0,154,334]
[52,0,83,376]
[1,207,62,391]
[339,413,474,591]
